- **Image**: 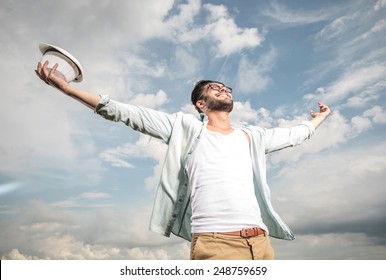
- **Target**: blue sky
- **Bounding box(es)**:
[1,0,385,260]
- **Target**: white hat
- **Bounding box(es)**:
[39,43,83,83]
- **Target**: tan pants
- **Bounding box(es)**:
[190,232,275,260]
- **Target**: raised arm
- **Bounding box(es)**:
[36,60,176,142]
[35,61,101,109]
[262,102,331,153]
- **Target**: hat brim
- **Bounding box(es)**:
[39,43,83,82]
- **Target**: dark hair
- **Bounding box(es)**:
[191,80,222,112]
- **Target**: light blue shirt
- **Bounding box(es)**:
[96,96,315,241]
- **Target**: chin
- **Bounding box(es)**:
[205,97,234,112]
[211,103,233,112]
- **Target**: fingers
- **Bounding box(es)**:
[37,61,42,73]
[310,102,331,119]
[312,102,331,119]
[318,102,326,110]
[318,102,331,114]
[36,60,58,85]
[35,61,48,84]
[50,62,58,73]
[47,63,59,86]
[35,61,42,77]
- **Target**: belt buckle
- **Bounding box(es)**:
[240,228,250,238]
[240,227,263,238]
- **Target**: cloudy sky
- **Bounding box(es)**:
[1,0,385,260]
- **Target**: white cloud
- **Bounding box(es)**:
[363,105,386,124]
[0,182,22,196]
[350,19,386,43]
[316,14,358,41]
[3,249,34,260]
[374,0,386,11]
[163,0,201,37]
[340,106,386,138]
[345,83,382,108]
[99,147,135,169]
[100,135,167,164]
[180,103,199,115]
[308,0,386,93]
[236,48,277,94]
[0,200,189,260]
[272,233,386,259]
[128,90,168,109]
[269,142,386,243]
[231,102,258,124]
[231,102,275,128]
[79,192,111,199]
[168,47,201,79]
[176,2,264,57]
[2,242,190,260]
[370,19,386,33]
[306,64,386,105]
[202,4,263,57]
[49,191,114,210]
[262,1,336,26]
[327,64,386,103]
[351,115,373,134]
[0,81,104,181]
[99,134,167,190]
[122,53,167,79]
[255,107,275,128]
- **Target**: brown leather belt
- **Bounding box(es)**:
[221,227,266,238]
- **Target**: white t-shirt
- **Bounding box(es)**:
[185,128,267,233]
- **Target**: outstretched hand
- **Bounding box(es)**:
[310,102,331,119]
[35,61,69,92]
[309,102,331,129]
[35,60,101,109]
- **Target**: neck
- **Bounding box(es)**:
[206,111,233,134]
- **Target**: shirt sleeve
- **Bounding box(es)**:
[264,121,315,153]
[95,95,176,143]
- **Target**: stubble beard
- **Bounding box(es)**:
[203,96,234,112]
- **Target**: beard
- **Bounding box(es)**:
[203,96,234,112]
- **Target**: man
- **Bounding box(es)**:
[36,61,330,260]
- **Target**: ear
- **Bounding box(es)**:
[196,100,205,110]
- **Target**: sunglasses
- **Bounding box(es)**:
[207,83,232,94]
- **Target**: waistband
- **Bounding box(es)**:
[220,227,266,238]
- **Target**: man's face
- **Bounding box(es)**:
[201,83,234,112]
